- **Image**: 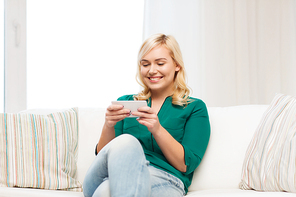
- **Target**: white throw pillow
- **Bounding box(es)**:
[0,108,82,191]
[240,94,296,192]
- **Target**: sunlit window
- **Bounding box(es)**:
[27,0,144,109]
[0,0,4,112]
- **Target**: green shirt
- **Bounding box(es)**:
[114,94,211,194]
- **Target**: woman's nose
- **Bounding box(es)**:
[148,64,158,75]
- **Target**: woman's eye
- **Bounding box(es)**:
[158,63,164,66]
[142,64,149,67]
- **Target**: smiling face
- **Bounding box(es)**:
[140,45,180,96]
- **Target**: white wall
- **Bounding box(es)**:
[26,0,144,109]
[4,0,26,113]
[0,1,4,112]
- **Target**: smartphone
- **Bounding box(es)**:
[111,100,147,118]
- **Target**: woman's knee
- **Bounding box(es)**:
[107,134,144,160]
[116,134,139,143]
[109,134,141,151]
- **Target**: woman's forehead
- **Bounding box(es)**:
[142,46,171,60]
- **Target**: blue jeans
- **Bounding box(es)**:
[83,134,185,197]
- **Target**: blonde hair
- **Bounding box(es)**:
[134,33,192,106]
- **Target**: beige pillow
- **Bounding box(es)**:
[240,94,296,192]
[0,108,82,191]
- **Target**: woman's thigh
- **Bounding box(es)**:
[148,166,185,197]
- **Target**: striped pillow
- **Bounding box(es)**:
[0,108,82,191]
[240,94,296,192]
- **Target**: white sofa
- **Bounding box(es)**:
[0,105,295,197]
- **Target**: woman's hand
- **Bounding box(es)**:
[105,104,131,128]
[97,104,129,153]
[132,106,162,134]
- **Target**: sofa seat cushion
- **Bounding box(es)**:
[0,187,83,197]
[186,189,296,196]
[1,187,293,197]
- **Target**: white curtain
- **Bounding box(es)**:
[143,0,296,107]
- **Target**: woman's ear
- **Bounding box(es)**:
[175,64,181,72]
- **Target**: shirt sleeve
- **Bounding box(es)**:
[182,100,210,175]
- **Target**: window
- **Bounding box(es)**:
[27,0,144,109]
[0,1,4,112]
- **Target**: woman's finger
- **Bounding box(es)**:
[106,109,130,116]
[105,111,130,127]
[131,111,150,118]
[136,106,153,113]
[107,104,124,111]
[132,106,155,117]
[106,115,129,121]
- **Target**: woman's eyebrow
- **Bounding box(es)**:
[140,58,167,62]
[155,58,167,61]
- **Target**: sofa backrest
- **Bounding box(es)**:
[188,105,268,191]
[76,108,106,183]
[76,105,269,191]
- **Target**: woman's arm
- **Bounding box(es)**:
[132,107,186,172]
[96,123,116,153]
[152,126,187,172]
[96,104,130,153]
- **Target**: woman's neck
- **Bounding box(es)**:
[150,85,174,101]
[150,91,173,102]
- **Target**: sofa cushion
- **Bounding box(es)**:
[0,108,82,191]
[186,189,296,196]
[15,107,106,185]
[0,187,83,197]
[240,94,296,192]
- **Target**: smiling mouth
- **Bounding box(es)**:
[148,77,163,82]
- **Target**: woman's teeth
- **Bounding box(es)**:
[149,77,162,81]
[150,78,159,81]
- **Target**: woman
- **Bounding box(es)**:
[83,34,210,197]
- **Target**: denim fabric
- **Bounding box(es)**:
[149,166,185,197]
[83,134,185,197]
